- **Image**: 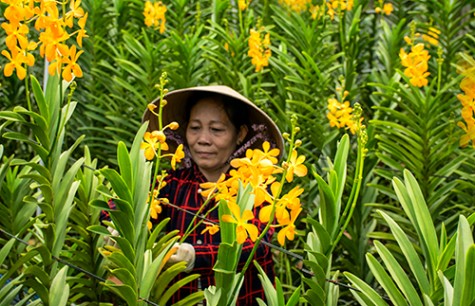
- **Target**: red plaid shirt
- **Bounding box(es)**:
[158,163,274,305]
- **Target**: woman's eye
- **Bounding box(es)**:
[211,128,224,132]
[189,126,200,130]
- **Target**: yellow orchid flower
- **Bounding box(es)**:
[277,207,302,246]
[285,150,308,182]
[171,144,185,170]
[222,201,258,244]
[140,130,168,160]
[201,222,220,235]
[200,173,227,199]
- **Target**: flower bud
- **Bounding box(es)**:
[148,103,157,111]
[169,121,179,130]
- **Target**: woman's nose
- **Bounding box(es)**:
[197,130,211,144]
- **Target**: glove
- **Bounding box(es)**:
[165,242,196,273]
[104,225,119,248]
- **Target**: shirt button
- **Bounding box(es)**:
[196,239,203,245]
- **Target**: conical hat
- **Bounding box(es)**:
[142,85,284,159]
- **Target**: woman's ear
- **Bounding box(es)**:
[237,125,248,145]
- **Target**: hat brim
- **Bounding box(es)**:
[142,85,284,159]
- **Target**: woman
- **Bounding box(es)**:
[143,85,284,305]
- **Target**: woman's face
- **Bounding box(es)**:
[186,97,246,182]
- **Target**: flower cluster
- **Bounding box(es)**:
[327,92,359,134]
[140,121,183,165]
[1,0,88,81]
[200,141,308,246]
[375,1,394,15]
[456,58,475,149]
[421,27,441,47]
[143,1,167,34]
[248,27,271,73]
[326,0,354,20]
[279,0,311,13]
[309,4,325,20]
[238,0,251,11]
[141,77,185,228]
[399,43,431,87]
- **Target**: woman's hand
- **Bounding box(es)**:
[104,225,119,247]
[166,242,196,272]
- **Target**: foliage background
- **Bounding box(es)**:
[0,0,474,305]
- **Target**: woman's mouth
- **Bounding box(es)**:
[196,152,214,158]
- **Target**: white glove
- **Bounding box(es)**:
[104,225,119,247]
[165,242,196,273]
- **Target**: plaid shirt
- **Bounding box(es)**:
[159,163,274,305]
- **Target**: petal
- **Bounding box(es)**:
[241,209,255,222]
[227,201,241,219]
[294,164,308,177]
[245,224,258,242]
[4,63,14,77]
[277,227,287,246]
[144,148,155,160]
[285,169,294,183]
[62,67,73,82]
[236,225,247,244]
[285,225,296,241]
[221,215,236,224]
[72,64,83,78]
[258,205,273,223]
[16,65,26,80]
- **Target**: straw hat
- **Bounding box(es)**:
[142,85,284,159]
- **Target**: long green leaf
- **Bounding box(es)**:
[366,253,407,306]
[379,210,430,295]
[49,266,69,306]
[344,272,388,306]
[453,215,474,306]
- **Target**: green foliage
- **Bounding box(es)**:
[345,170,475,305]
[254,260,301,306]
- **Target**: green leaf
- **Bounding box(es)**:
[0,239,15,264]
[30,75,49,122]
[333,134,349,199]
[204,286,221,306]
[305,217,332,255]
[117,141,134,192]
[110,267,136,290]
[218,199,236,244]
[403,170,439,269]
[159,274,201,306]
[173,291,205,306]
[106,283,137,306]
[106,251,136,277]
[373,241,423,306]
[49,266,69,306]
[153,262,188,299]
[453,215,475,306]
[254,260,278,306]
[344,272,388,305]
[147,218,170,249]
[460,245,475,306]
[141,242,175,299]
[101,168,134,204]
[87,225,112,236]
[313,173,337,238]
[379,210,430,295]
[366,253,407,306]
[24,266,50,288]
[0,279,23,306]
